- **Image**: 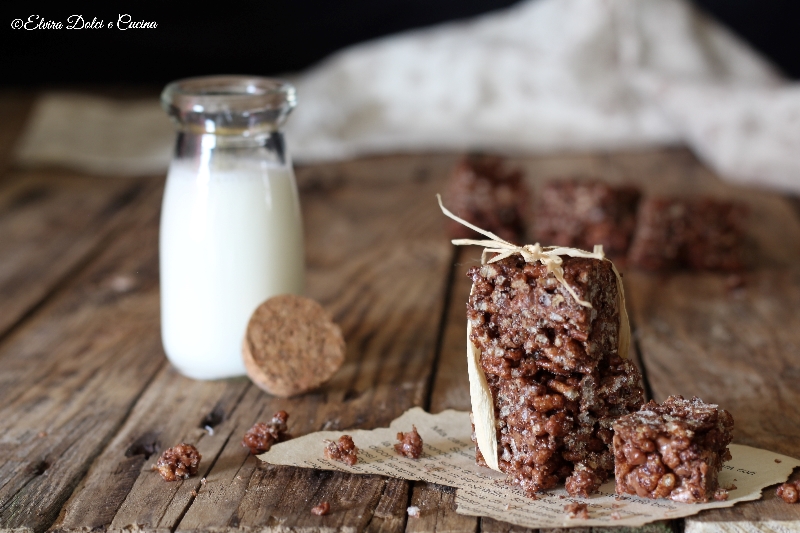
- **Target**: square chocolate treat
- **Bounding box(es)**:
[534,180,641,259]
[445,154,529,243]
[467,255,644,497]
[627,198,746,271]
[613,396,734,503]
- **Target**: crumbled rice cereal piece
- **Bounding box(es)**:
[323,435,358,465]
[153,444,201,482]
[564,502,589,519]
[311,502,331,515]
[242,411,292,454]
[394,425,423,459]
[777,481,800,504]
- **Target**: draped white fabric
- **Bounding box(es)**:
[287,0,800,193]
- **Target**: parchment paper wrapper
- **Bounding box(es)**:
[260,408,800,528]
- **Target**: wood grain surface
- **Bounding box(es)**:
[0,87,798,533]
[0,172,154,338]
[0,182,167,533]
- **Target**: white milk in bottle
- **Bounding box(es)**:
[160,159,303,379]
[159,76,303,379]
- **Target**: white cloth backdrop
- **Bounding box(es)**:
[15,0,800,193]
[287,0,799,193]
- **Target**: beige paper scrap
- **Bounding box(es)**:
[260,407,800,528]
[15,93,173,177]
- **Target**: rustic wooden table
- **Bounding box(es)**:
[1,92,799,533]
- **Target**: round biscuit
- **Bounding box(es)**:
[242,294,345,397]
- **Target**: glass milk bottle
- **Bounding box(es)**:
[159,76,304,380]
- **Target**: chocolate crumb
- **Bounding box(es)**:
[153,444,201,482]
[394,425,423,459]
[311,502,330,516]
[564,502,589,519]
[323,435,358,465]
[713,488,729,501]
[777,481,800,504]
[566,470,602,498]
[242,411,292,454]
[190,490,198,497]
[775,459,782,463]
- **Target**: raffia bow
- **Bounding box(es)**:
[437,194,605,308]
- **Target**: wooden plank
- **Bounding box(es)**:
[51,368,249,533]
[402,246,480,533]
[367,478,412,533]
[428,247,479,415]
[48,154,457,533]
[406,482,476,533]
[0,181,167,533]
[479,516,536,533]
[0,171,153,339]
